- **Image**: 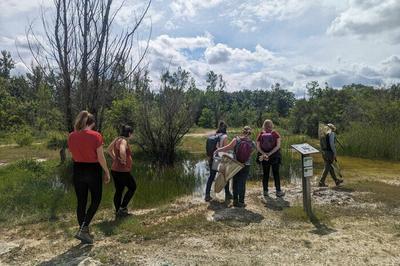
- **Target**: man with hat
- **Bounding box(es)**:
[319,123,344,187]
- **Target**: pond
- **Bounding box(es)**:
[0,153,304,224]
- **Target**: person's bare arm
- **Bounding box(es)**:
[119,139,127,165]
[215,138,237,154]
[97,145,110,184]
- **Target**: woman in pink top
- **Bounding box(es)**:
[107,125,136,218]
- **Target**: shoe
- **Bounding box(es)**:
[318,182,328,187]
[335,179,344,186]
[74,226,93,244]
[225,193,233,201]
[116,207,130,218]
[276,190,285,197]
[263,191,269,197]
[205,195,213,202]
[233,202,246,208]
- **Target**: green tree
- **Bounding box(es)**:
[198,107,214,128]
[0,50,15,79]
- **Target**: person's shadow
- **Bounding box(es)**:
[263,195,290,211]
[207,201,264,227]
[309,213,337,236]
[38,243,93,266]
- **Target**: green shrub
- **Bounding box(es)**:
[198,108,214,128]
[46,131,68,150]
[102,125,118,146]
[14,128,33,147]
[16,158,45,174]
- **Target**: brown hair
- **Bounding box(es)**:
[262,119,274,131]
[216,121,227,134]
[242,126,252,136]
[74,111,95,131]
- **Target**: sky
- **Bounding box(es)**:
[0,0,400,95]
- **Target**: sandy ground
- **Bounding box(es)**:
[1,178,400,266]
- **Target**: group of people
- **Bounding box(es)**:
[67,110,342,245]
[204,119,285,208]
[204,120,343,207]
[68,111,136,244]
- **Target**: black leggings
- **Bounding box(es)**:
[111,171,137,211]
[73,162,102,227]
[262,161,281,192]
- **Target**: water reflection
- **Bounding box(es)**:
[190,159,229,200]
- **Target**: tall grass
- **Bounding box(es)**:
[0,158,197,225]
[340,123,400,161]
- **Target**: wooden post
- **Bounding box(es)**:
[302,154,312,218]
[291,143,318,220]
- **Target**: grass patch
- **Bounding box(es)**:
[341,123,400,161]
[180,135,206,154]
[282,205,330,224]
[0,143,59,163]
[0,159,75,224]
[95,213,219,241]
[0,157,199,226]
[344,181,400,208]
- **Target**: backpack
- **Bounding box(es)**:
[206,133,222,157]
[260,131,277,152]
[320,133,331,151]
[235,137,254,163]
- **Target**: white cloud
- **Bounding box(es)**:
[229,0,315,32]
[327,0,400,37]
[205,44,232,64]
[0,0,52,17]
[295,65,333,77]
[381,55,400,78]
[170,0,224,18]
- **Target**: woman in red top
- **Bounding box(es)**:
[256,119,285,198]
[68,111,110,244]
[107,125,136,218]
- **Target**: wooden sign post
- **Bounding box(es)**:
[291,143,320,219]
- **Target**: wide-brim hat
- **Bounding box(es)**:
[327,123,336,131]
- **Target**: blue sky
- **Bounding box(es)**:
[1,0,400,95]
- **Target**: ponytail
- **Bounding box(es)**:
[74,111,95,131]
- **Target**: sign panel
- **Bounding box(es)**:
[291,143,319,155]
[303,156,313,167]
[304,167,313,177]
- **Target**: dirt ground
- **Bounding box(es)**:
[1,155,400,265]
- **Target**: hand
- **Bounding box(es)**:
[103,171,110,184]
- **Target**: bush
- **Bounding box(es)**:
[46,131,68,150]
[198,107,214,128]
[102,125,118,146]
[16,158,45,174]
[14,128,33,147]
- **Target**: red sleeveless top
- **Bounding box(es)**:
[111,138,132,172]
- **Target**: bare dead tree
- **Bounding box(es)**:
[24,0,151,131]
